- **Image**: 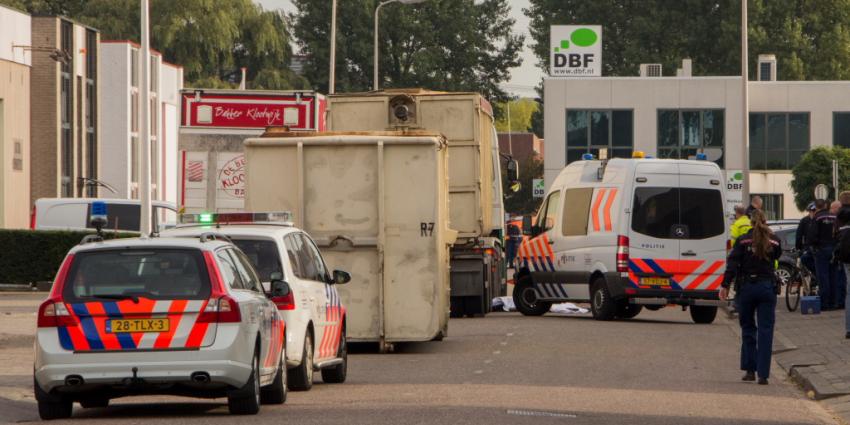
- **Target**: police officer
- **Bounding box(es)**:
[808,199,840,310]
[720,210,782,385]
[796,203,816,275]
[730,205,752,247]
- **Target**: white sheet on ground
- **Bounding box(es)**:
[491,296,589,314]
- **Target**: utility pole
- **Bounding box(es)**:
[329,0,337,94]
[740,0,750,205]
[139,0,152,237]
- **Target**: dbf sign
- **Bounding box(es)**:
[533,179,546,198]
[550,26,602,77]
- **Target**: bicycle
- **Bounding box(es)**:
[783,256,818,312]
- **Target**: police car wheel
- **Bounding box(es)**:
[513,277,550,316]
[260,354,287,405]
[79,396,109,409]
[590,278,616,321]
[322,327,347,384]
[690,306,718,324]
[228,346,261,415]
[35,377,72,420]
[289,333,314,391]
[644,305,663,311]
[616,302,642,319]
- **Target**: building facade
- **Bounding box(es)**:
[0,5,31,228]
[544,59,850,220]
[30,16,100,203]
[99,41,183,206]
[498,132,544,163]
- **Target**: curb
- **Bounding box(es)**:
[0,284,35,292]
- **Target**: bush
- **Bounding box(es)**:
[791,146,850,211]
[0,230,134,285]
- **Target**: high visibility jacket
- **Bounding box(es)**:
[730,216,752,246]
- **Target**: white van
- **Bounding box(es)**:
[31,198,178,233]
[513,156,727,324]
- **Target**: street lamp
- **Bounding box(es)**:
[373,0,427,91]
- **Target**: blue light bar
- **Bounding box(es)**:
[695,153,707,160]
[582,153,594,160]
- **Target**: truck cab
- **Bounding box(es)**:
[513,155,727,324]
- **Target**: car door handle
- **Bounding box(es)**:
[682,251,697,256]
[547,240,554,245]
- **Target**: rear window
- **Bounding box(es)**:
[632,187,724,240]
[63,249,210,302]
[231,239,283,282]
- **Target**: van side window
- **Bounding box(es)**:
[283,234,305,279]
[562,188,593,236]
[541,191,561,232]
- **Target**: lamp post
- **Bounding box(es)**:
[329,0,337,94]
[373,0,427,91]
[741,0,750,205]
[139,0,152,237]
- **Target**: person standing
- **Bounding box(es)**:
[808,199,840,310]
[796,203,817,275]
[720,210,782,385]
[747,195,764,219]
[835,192,850,315]
[832,201,847,310]
[730,205,752,247]
[506,221,521,269]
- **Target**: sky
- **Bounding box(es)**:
[255,0,542,98]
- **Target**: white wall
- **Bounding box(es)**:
[0,6,31,66]
[99,43,131,198]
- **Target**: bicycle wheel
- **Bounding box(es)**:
[786,276,802,312]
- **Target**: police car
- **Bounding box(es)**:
[513,153,727,324]
[164,212,349,392]
[34,234,287,419]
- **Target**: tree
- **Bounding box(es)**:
[494,98,538,133]
[290,0,523,105]
[503,155,544,216]
[790,146,850,211]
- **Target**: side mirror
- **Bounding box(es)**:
[521,215,533,235]
[270,271,284,282]
[271,279,291,297]
[332,270,351,285]
[506,159,519,183]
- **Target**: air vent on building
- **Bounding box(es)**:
[639,64,662,77]
[757,54,777,81]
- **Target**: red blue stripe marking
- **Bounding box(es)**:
[103,302,137,350]
[71,303,105,350]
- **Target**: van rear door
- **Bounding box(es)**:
[677,166,726,291]
[629,163,683,290]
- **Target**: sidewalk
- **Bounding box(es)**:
[773,307,850,421]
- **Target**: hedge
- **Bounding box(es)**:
[0,230,135,285]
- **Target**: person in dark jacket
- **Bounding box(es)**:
[746,195,763,219]
[808,199,840,310]
[797,203,817,275]
[720,210,782,385]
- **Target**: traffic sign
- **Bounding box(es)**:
[532,179,545,198]
[815,184,829,200]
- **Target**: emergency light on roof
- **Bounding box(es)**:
[582,153,594,160]
[632,151,645,159]
[179,212,294,226]
[695,153,708,160]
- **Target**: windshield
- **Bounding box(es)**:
[63,248,210,302]
[232,239,283,282]
[632,187,724,240]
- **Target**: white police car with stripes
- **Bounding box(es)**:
[514,153,727,323]
[166,212,350,391]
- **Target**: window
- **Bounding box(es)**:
[299,234,329,282]
[228,249,262,292]
[834,113,850,148]
[751,193,784,221]
[537,190,561,232]
[85,30,97,196]
[562,188,593,236]
[632,187,724,240]
[232,239,283,282]
[217,250,245,290]
[749,113,809,170]
[566,110,633,164]
[60,20,74,197]
[657,109,725,167]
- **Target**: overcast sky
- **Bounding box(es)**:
[255,0,541,98]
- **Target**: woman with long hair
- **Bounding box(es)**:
[720,209,783,385]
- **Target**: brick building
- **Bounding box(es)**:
[30,16,99,203]
[497,132,544,163]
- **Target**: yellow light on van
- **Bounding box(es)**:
[632,151,646,159]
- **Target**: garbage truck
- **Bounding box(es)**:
[327,90,518,316]
[243,130,455,352]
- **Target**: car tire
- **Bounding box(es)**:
[513,276,551,316]
[590,277,616,321]
[322,327,347,384]
[228,346,261,415]
[260,353,287,405]
[644,305,664,311]
[616,302,642,319]
[288,333,313,391]
[79,396,109,409]
[690,305,718,324]
[34,377,72,420]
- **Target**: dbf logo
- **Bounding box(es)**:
[550,26,602,77]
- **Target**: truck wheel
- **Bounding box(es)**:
[690,306,718,324]
[616,302,642,319]
[645,305,664,311]
[590,278,616,321]
[513,276,551,316]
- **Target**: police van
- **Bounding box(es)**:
[513,153,727,324]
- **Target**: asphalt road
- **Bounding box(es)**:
[0,293,840,424]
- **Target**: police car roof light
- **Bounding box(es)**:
[179,212,294,226]
[582,153,594,160]
[695,153,708,160]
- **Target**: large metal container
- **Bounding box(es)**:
[243,131,455,348]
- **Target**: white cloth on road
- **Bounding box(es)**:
[491,296,589,314]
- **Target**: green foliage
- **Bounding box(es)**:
[790,146,850,211]
[503,155,544,216]
[494,98,538,133]
[525,0,850,80]
[0,0,304,89]
[0,230,133,284]
[290,0,523,104]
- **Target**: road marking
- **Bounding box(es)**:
[507,409,577,419]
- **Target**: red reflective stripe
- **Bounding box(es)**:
[154,300,187,349]
[542,234,555,261]
[117,297,156,346]
[707,274,725,290]
[63,303,89,350]
[603,188,617,231]
[591,189,606,232]
[185,300,210,348]
[686,261,724,290]
[84,303,122,350]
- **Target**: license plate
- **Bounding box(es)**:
[108,319,169,333]
[640,277,670,287]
